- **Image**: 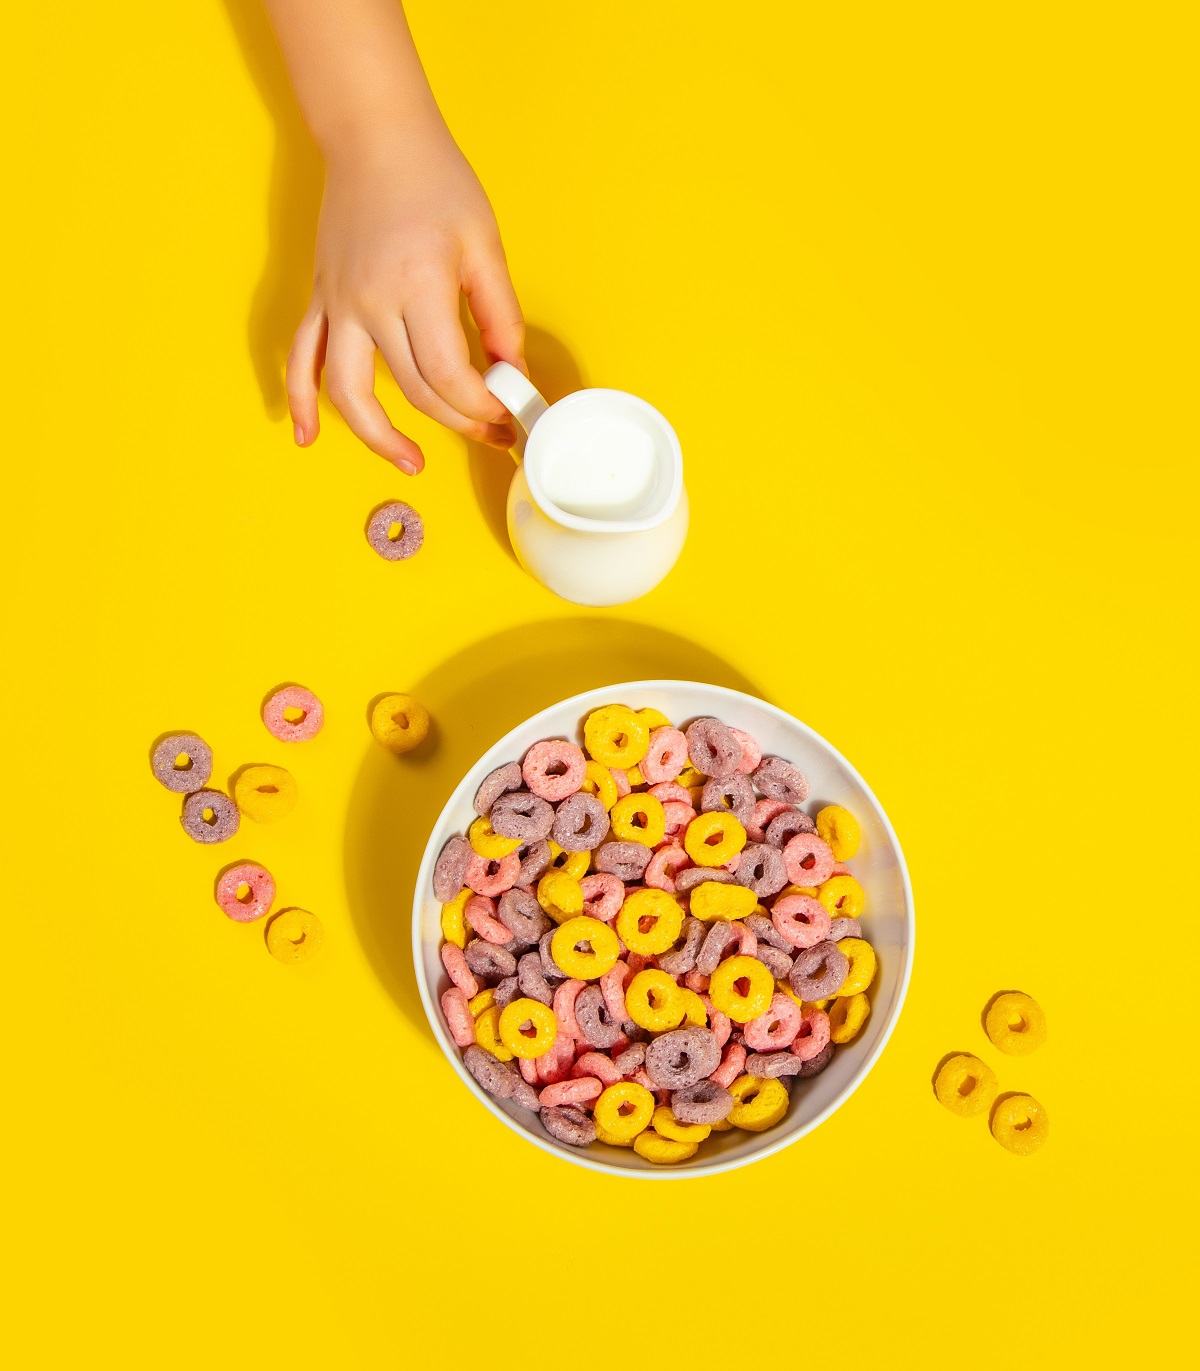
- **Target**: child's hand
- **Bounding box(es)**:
[287,121,523,473]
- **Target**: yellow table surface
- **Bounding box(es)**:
[3,2,1194,1365]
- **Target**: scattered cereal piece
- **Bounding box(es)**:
[234,764,298,823]
[180,789,239,844]
[262,685,324,743]
[370,693,430,754]
[265,908,323,963]
[990,1093,1049,1156]
[984,991,1047,1055]
[933,1053,997,1118]
[366,500,424,561]
[151,733,214,794]
[215,861,275,923]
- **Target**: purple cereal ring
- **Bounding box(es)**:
[517,840,552,886]
[151,732,213,794]
[522,739,587,803]
[658,915,705,977]
[645,1027,721,1090]
[464,938,516,979]
[755,944,794,979]
[789,941,849,1000]
[490,790,555,843]
[498,888,550,949]
[463,1044,517,1100]
[685,718,743,780]
[538,929,568,983]
[574,984,623,1049]
[494,976,521,1010]
[511,1077,542,1111]
[829,916,862,941]
[745,1051,806,1078]
[594,841,652,882]
[541,1104,597,1147]
[180,789,239,844]
[366,500,424,561]
[675,865,736,893]
[753,756,811,806]
[433,835,471,903]
[671,1079,734,1125]
[551,791,610,851]
[701,773,755,827]
[745,912,793,952]
[735,842,789,899]
[640,727,689,784]
[474,761,523,816]
[613,1042,647,1075]
[695,921,740,976]
[765,808,817,848]
[517,950,556,1005]
[795,1040,836,1078]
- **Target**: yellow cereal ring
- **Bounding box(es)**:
[709,955,774,1022]
[984,992,1047,1056]
[546,842,591,882]
[637,707,672,731]
[990,1093,1049,1156]
[595,1124,633,1147]
[594,1081,655,1142]
[473,1006,513,1061]
[551,916,621,979]
[634,1131,699,1164]
[690,881,758,922]
[684,811,747,867]
[709,1115,735,1132]
[616,888,683,955]
[816,805,861,861]
[652,1105,710,1143]
[675,767,707,789]
[610,792,666,847]
[678,988,708,1027]
[777,980,804,1010]
[836,938,877,996]
[727,1075,790,1131]
[626,766,646,788]
[581,760,620,810]
[782,883,819,899]
[234,764,297,823]
[467,988,495,1018]
[537,870,584,923]
[468,815,521,859]
[440,888,471,949]
[818,875,864,920]
[933,1053,998,1118]
[624,969,686,1033]
[370,693,430,754]
[584,705,650,769]
[828,991,871,1043]
[498,998,559,1059]
[265,908,323,964]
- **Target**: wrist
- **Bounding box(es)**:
[316,97,448,168]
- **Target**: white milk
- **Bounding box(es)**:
[538,410,661,520]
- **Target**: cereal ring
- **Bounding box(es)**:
[753,945,793,980]
[498,998,558,1059]
[828,992,870,1043]
[728,1074,790,1131]
[764,808,817,848]
[494,977,520,1010]
[546,842,590,881]
[634,1131,698,1164]
[671,1079,734,1125]
[661,802,698,838]
[464,895,512,945]
[537,930,568,983]
[744,1051,806,1078]
[261,685,324,744]
[684,718,742,779]
[771,894,832,950]
[990,1093,1049,1155]
[440,888,470,949]
[734,843,789,900]
[752,756,810,805]
[984,991,1047,1055]
[265,908,323,964]
[700,773,755,828]
[441,987,476,1047]
[578,872,623,924]
[624,969,686,1033]
[689,881,758,923]
[658,915,705,977]
[933,1053,997,1118]
[465,939,517,980]
[695,920,742,977]
[644,1027,721,1089]
[708,955,775,1023]
[474,761,524,816]
[551,979,586,1039]
[517,840,552,885]
[151,733,213,793]
[464,851,521,898]
[835,938,877,996]
[541,1104,597,1147]
[674,864,735,893]
[790,1007,831,1061]
[551,916,621,980]
[684,811,747,867]
[433,835,471,904]
[574,1052,622,1088]
[366,500,424,560]
[593,1081,655,1142]
[474,1005,515,1061]
[610,767,632,799]
[744,993,803,1052]
[818,875,864,920]
[215,862,275,923]
[610,793,666,848]
[517,950,556,1005]
[536,869,584,923]
[795,1041,835,1077]
[522,739,587,802]
[788,942,849,1000]
[468,988,496,1017]
[652,1105,710,1143]
[574,984,623,1049]
[649,781,692,806]
[232,764,298,824]
[828,916,862,941]
[640,727,689,784]
[581,760,620,810]
[594,841,652,882]
[497,887,550,948]
[709,1041,746,1088]
[816,804,861,861]
[644,844,692,895]
[370,693,430,754]
[535,1031,576,1083]
[490,791,555,843]
[468,815,522,860]
[636,707,671,730]
[783,833,836,887]
[540,1076,602,1108]
[613,1042,647,1075]
[180,789,239,844]
[583,706,650,769]
[729,728,762,773]
[551,791,610,851]
[441,943,478,998]
[744,912,792,953]
[616,888,684,956]
[463,1043,517,1099]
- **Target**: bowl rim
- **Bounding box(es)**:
[411,679,915,1179]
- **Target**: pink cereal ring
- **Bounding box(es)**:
[574,1052,623,1087]
[519,1056,540,1084]
[772,894,832,949]
[441,987,476,1047]
[641,727,689,784]
[540,1076,603,1108]
[710,1041,746,1088]
[464,894,513,944]
[747,798,793,844]
[522,740,587,803]
[215,862,276,923]
[609,1032,631,1058]
[649,782,691,805]
[727,921,759,958]
[783,833,837,888]
[790,1007,832,1061]
[536,1033,577,1083]
[601,962,632,1022]
[632,1068,658,1093]
[464,850,521,897]
[610,767,632,798]
[553,979,588,1040]
[645,844,692,894]
[744,993,803,1052]
[684,970,711,993]
[702,996,732,1048]
[730,728,762,774]
[626,952,651,977]
[580,873,625,923]
[662,801,697,837]
[262,684,324,743]
[831,861,854,877]
[441,943,479,998]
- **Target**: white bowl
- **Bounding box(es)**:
[412,681,914,1178]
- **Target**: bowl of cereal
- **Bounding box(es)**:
[412,681,914,1177]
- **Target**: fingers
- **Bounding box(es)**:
[324,321,424,474]
[404,278,513,428]
[464,237,526,371]
[286,307,327,446]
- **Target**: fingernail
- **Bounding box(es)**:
[293,424,305,446]
[397,458,418,476]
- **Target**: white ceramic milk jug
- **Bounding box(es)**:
[483,362,689,606]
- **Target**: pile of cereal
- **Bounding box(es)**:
[434,704,878,1164]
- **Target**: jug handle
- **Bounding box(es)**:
[483,361,549,462]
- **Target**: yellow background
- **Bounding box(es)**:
[2,1,1194,1365]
